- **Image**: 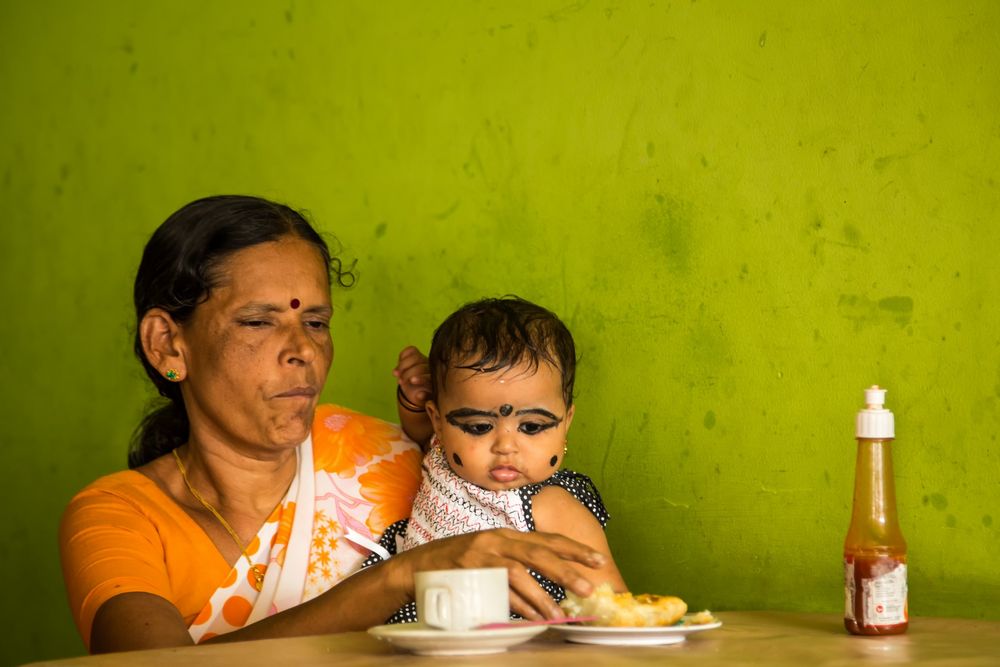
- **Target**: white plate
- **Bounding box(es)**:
[550,617,723,646]
[368,622,548,656]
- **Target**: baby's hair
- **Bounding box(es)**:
[429,296,576,406]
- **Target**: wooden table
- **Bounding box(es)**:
[26,612,999,666]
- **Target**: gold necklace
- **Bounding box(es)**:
[172,449,265,592]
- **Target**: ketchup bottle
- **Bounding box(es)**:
[844,386,908,635]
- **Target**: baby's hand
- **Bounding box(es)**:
[394,345,431,411]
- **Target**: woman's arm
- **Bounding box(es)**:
[89,528,606,652]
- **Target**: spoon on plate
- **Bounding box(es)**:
[476,616,597,630]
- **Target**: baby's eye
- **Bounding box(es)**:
[518,421,557,435]
[458,422,493,436]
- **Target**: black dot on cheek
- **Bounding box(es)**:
[550,455,558,467]
[452,453,464,467]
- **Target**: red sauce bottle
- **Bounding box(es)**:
[844,386,908,635]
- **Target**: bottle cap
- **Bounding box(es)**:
[856,385,895,439]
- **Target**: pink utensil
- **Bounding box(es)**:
[476,616,597,630]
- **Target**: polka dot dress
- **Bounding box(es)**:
[362,468,610,625]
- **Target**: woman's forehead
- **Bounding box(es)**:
[207,239,330,304]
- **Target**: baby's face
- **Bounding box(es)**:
[427,360,574,491]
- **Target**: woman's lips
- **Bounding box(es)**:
[489,465,521,483]
[274,386,317,399]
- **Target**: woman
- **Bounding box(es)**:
[59,195,605,653]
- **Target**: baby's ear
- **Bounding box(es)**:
[425,400,443,430]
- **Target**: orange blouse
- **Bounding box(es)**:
[59,404,423,651]
[59,470,229,649]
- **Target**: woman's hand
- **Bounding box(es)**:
[394,345,431,408]
[392,528,606,620]
[394,345,433,445]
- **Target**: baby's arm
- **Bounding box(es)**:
[531,486,627,592]
[394,345,434,447]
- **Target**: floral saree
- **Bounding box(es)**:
[187,404,422,642]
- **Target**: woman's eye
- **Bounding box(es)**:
[518,421,557,435]
[458,423,493,436]
[305,320,330,330]
[239,320,270,328]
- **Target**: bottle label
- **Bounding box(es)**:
[861,563,907,625]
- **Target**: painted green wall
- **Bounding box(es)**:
[2,1,998,662]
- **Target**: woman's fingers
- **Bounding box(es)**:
[403,529,605,619]
[501,534,599,599]
[394,347,431,402]
[506,566,562,620]
[466,530,602,609]
[395,349,430,383]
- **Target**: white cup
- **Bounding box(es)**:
[414,568,509,631]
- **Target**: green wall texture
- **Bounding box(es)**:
[2,1,998,663]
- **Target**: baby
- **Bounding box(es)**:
[372,296,626,623]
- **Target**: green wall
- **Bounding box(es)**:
[2,1,998,663]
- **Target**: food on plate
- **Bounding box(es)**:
[560,583,696,627]
[684,609,718,626]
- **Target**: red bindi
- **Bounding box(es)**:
[290,298,300,309]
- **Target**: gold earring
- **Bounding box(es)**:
[431,434,442,454]
[164,369,182,382]
[563,440,568,455]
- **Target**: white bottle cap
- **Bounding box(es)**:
[856,385,895,439]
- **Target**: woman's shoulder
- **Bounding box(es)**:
[69,469,159,504]
[62,468,182,528]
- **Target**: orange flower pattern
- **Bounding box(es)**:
[359,447,423,535]
[312,404,400,477]
[186,405,421,642]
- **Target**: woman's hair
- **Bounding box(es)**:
[128,195,355,468]
[428,296,577,407]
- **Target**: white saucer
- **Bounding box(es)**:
[550,616,723,646]
[368,622,548,656]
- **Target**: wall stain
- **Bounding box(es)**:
[843,224,861,245]
[374,222,387,238]
[703,410,716,429]
[946,514,957,528]
[873,140,932,171]
[838,294,913,328]
[433,200,460,220]
[638,412,650,433]
[545,0,590,22]
[983,515,993,528]
[929,493,948,510]
[758,31,767,47]
[641,194,693,274]
[600,419,617,485]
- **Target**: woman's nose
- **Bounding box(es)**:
[282,325,316,365]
